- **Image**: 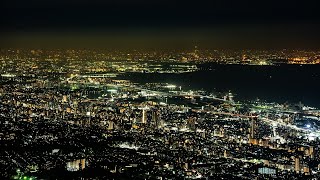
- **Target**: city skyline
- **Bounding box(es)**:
[2,0,320,179]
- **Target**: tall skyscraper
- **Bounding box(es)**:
[249,117,258,144]
[250,117,256,139]
[295,157,300,173]
[142,108,147,124]
[152,110,159,128]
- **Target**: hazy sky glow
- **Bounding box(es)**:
[1,0,319,49]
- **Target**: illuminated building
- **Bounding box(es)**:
[304,167,310,175]
[142,108,147,124]
[295,157,300,173]
[224,150,228,158]
[187,117,196,131]
[309,146,314,158]
[62,95,67,103]
[152,110,160,128]
[66,159,87,172]
[249,117,257,144]
[108,120,114,130]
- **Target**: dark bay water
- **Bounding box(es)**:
[119,64,320,108]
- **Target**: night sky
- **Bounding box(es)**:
[1,0,320,49]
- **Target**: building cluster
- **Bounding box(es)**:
[1,66,320,179]
[1,50,320,179]
[1,49,320,69]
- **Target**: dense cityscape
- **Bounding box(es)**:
[1,49,320,69]
[1,49,320,179]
